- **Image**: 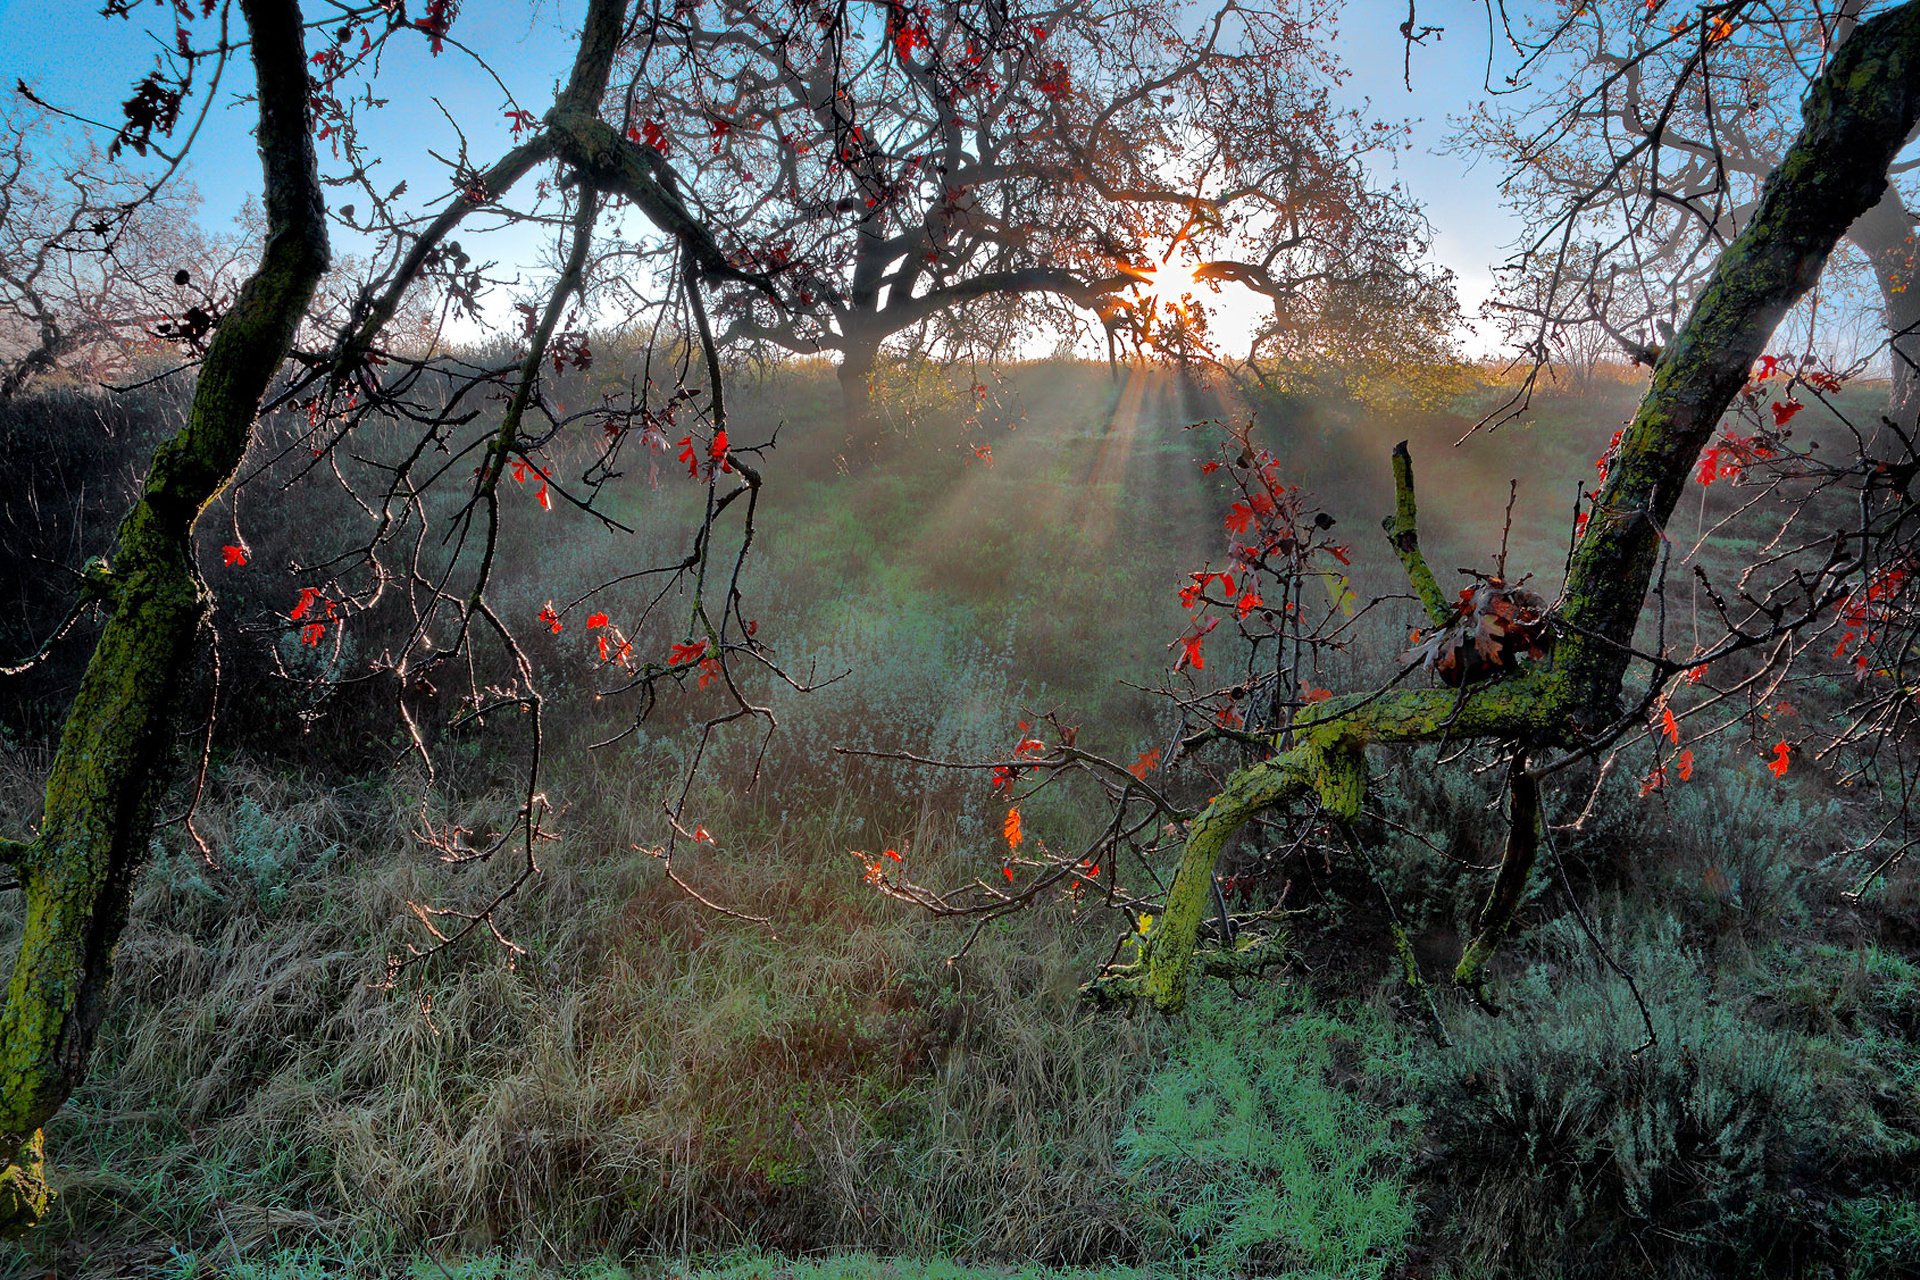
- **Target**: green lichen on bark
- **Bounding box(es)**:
[1453,761,1541,993]
[0,1130,47,1227]
[1382,440,1452,628]
[1127,2,1920,1016]
[0,0,328,1238]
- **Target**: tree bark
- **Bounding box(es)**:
[1846,185,1920,418]
[837,327,880,427]
[0,0,327,1235]
[1103,0,1920,1013]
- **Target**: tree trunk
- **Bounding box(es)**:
[1846,184,1920,418]
[0,0,327,1236]
[837,326,881,428]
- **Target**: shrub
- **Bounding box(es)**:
[1116,982,1420,1279]
[1428,913,1832,1279]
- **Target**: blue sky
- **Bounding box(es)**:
[0,0,1526,350]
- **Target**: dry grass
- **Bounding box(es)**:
[0,745,1166,1277]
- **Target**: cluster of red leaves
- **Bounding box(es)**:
[856,844,905,886]
[1695,430,1776,487]
[1694,353,1847,488]
[415,0,456,55]
[1171,431,1345,684]
[510,457,554,509]
[1035,59,1072,98]
[1639,693,1791,798]
[989,721,1048,794]
[678,430,731,480]
[887,2,933,63]
[288,586,340,647]
[549,331,593,375]
[627,118,672,155]
[1832,561,1910,673]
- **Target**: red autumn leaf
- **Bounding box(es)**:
[709,430,730,472]
[1173,617,1218,673]
[597,634,610,662]
[697,655,722,689]
[1696,447,1724,486]
[1128,747,1161,780]
[693,824,713,843]
[1772,399,1804,427]
[535,481,551,510]
[1002,864,1015,882]
[883,846,902,861]
[1003,806,1023,850]
[221,544,248,567]
[1301,686,1334,703]
[1224,502,1254,534]
[1236,591,1262,620]
[289,586,319,621]
[538,603,562,633]
[1640,766,1666,797]
[300,621,326,646]
[669,639,707,666]
[1767,740,1791,777]
[1200,460,1221,475]
[1676,748,1695,781]
[677,436,699,478]
[1660,706,1679,744]
[585,612,610,629]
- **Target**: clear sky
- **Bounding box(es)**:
[0,0,1529,353]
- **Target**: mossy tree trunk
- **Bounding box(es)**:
[1120,1,1920,1012]
[0,0,328,1235]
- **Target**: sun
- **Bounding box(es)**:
[1135,256,1200,304]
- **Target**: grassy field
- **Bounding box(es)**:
[1,361,1916,1279]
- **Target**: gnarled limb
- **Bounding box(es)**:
[0,0,328,1238]
[1126,1,1920,1015]
[1453,756,1541,997]
[546,109,771,293]
[1383,439,1453,628]
[1132,678,1562,1011]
